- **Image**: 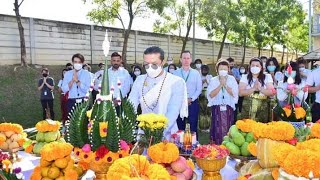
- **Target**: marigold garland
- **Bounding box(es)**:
[236,119,257,132]
[0,123,23,134]
[147,142,179,164]
[311,123,320,138]
[272,168,279,180]
[282,149,320,178]
[106,154,170,179]
[40,142,73,161]
[296,139,320,152]
[247,142,257,157]
[272,143,296,167]
[35,120,61,132]
[252,121,295,141]
[237,176,248,180]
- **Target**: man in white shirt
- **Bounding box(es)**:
[128,46,188,140]
[306,66,320,122]
[173,51,202,136]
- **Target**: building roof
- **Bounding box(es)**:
[301,48,320,61]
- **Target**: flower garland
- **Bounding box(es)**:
[311,123,320,138]
[0,123,23,134]
[35,120,61,132]
[252,121,295,141]
[40,142,73,161]
[235,119,257,133]
[147,142,179,164]
[296,139,320,152]
[272,143,296,167]
[106,154,170,179]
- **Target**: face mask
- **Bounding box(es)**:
[263,62,266,68]
[169,69,175,73]
[267,65,276,72]
[285,71,296,78]
[167,61,173,65]
[195,64,202,69]
[74,63,82,70]
[250,66,261,74]
[299,67,305,71]
[240,69,245,74]
[134,71,141,76]
[146,66,162,78]
[219,70,228,76]
[42,73,48,77]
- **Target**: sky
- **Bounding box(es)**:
[0,0,310,40]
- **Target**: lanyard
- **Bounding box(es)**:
[76,70,82,97]
[181,69,190,82]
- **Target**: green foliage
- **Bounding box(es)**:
[67,99,90,147]
[119,94,137,143]
[104,102,120,152]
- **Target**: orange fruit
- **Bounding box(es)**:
[41,167,49,177]
[40,159,52,167]
[47,167,60,179]
[54,158,68,169]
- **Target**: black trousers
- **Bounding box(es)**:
[312,102,320,123]
[41,99,55,120]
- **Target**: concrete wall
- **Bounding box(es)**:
[0,14,293,66]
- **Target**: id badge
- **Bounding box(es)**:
[44,91,47,96]
[220,105,227,111]
[76,99,82,103]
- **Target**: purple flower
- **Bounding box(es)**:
[13,167,21,174]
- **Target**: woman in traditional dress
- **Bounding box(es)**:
[277,62,307,106]
[207,59,238,144]
[239,58,275,122]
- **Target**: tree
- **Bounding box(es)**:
[198,0,241,61]
[85,0,172,64]
[153,0,194,55]
[13,0,27,66]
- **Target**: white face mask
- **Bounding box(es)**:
[167,61,173,65]
[169,69,175,73]
[74,63,82,70]
[240,69,246,74]
[134,71,141,76]
[250,66,261,74]
[195,64,202,69]
[146,66,162,78]
[219,70,228,76]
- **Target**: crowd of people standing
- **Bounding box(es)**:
[37,47,320,144]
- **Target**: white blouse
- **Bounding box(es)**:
[206,75,239,110]
[240,74,273,96]
[277,81,308,105]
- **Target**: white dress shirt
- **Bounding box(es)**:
[173,68,202,101]
[277,81,307,105]
[206,75,239,110]
[240,74,273,96]
[306,67,320,103]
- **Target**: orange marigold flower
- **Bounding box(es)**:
[0,123,23,134]
[272,168,279,180]
[283,107,292,117]
[296,139,320,152]
[237,176,248,180]
[35,120,61,132]
[247,142,257,157]
[295,107,306,119]
[236,119,257,132]
[252,121,295,141]
[311,123,320,138]
[272,143,296,167]
[25,144,34,153]
[30,166,41,180]
[40,142,73,161]
[65,167,79,180]
[147,142,179,164]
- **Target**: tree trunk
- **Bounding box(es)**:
[270,45,274,57]
[258,47,261,57]
[241,33,247,65]
[217,29,228,61]
[295,49,298,59]
[180,0,193,56]
[281,45,285,64]
[14,0,27,66]
[121,2,134,65]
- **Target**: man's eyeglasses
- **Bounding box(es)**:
[143,63,160,70]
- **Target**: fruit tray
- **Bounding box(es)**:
[229,154,257,161]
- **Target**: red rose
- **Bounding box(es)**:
[95,145,109,159]
[286,138,298,145]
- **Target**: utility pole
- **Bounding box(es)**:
[192,0,196,61]
[309,0,313,52]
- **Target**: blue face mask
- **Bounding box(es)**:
[285,71,296,78]
[267,65,276,72]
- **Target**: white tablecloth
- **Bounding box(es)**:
[18,151,239,180]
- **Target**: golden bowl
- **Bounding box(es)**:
[196,157,226,180]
